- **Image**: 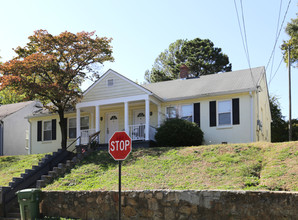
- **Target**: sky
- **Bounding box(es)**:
[0,0,297,119]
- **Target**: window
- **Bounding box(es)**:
[107,79,114,87]
[68,118,76,139]
[37,119,56,142]
[166,105,194,122]
[81,116,89,130]
[181,105,193,122]
[210,99,240,127]
[68,116,89,139]
[218,100,232,126]
[166,107,177,119]
[43,121,52,141]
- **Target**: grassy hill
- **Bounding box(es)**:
[43,142,298,191]
[0,153,47,186]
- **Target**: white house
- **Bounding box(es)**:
[28,66,271,154]
[0,101,42,155]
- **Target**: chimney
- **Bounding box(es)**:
[180,64,189,79]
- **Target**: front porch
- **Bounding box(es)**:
[76,94,162,145]
[79,124,158,145]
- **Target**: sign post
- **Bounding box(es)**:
[109,131,132,220]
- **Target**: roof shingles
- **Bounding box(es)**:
[142,66,265,101]
[0,101,35,120]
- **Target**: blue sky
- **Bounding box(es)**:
[0,0,297,119]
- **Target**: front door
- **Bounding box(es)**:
[106,112,119,142]
[133,110,145,140]
[133,109,145,125]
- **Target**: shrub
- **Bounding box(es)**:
[155,118,204,147]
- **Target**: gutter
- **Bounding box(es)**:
[249,91,254,142]
[27,119,32,155]
[163,87,258,102]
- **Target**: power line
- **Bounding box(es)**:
[269,0,283,83]
[240,0,252,70]
[266,0,292,71]
[234,0,248,61]
[268,55,284,86]
[234,0,256,86]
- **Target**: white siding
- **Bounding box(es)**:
[82,72,147,102]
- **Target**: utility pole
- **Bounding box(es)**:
[288,46,292,141]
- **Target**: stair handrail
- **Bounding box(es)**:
[88,130,100,149]
[66,136,82,153]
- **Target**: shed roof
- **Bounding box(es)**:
[0,101,36,120]
[142,66,265,101]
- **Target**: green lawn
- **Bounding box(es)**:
[0,153,47,186]
[44,142,298,191]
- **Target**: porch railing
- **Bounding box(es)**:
[81,129,96,144]
[149,125,157,141]
[129,124,157,141]
[129,124,145,140]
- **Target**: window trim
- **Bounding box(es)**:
[68,118,77,139]
[181,104,193,122]
[68,116,90,139]
[217,99,233,127]
[166,106,178,119]
[166,104,194,122]
[43,120,52,141]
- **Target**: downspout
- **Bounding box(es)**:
[256,86,260,142]
[0,121,3,156]
[249,91,254,142]
[27,118,32,155]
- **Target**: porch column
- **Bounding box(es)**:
[95,105,100,132]
[76,108,81,145]
[145,99,150,140]
[157,105,161,127]
[124,102,129,134]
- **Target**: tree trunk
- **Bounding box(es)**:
[58,110,67,150]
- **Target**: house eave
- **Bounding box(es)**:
[162,88,257,102]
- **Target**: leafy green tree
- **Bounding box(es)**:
[291,119,298,141]
[0,88,27,105]
[281,13,298,67]
[0,30,114,149]
[145,38,232,82]
[145,39,185,82]
[269,96,288,142]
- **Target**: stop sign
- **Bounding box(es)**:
[109,131,132,160]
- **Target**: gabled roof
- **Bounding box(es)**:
[0,101,37,120]
[83,69,152,96]
[142,66,265,101]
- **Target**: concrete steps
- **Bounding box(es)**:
[2,203,20,220]
[36,150,91,189]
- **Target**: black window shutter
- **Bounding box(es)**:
[52,119,56,140]
[209,101,216,127]
[232,98,240,125]
[194,103,200,127]
[37,121,42,142]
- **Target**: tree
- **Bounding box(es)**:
[0,30,114,149]
[145,39,185,83]
[269,96,288,142]
[281,13,298,67]
[0,88,27,105]
[145,38,232,82]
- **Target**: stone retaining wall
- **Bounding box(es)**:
[40,190,297,220]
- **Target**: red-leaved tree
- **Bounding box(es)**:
[0,30,114,149]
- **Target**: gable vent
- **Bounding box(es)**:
[107,79,114,87]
